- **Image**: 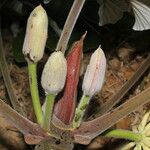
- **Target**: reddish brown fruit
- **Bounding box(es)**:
[54,33,86,125]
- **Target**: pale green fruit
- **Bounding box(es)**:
[41,51,67,95]
[82,46,106,97]
[23,5,48,63]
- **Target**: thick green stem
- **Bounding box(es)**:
[103,129,142,142]
[28,63,43,125]
[73,94,90,128]
[43,94,55,130]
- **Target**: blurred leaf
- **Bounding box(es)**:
[115,12,135,29]
[43,0,52,4]
[96,0,135,29]
[12,30,25,63]
[5,0,23,16]
[97,0,128,26]
[46,27,58,51]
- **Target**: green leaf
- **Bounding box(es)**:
[46,27,58,51]
[12,30,26,63]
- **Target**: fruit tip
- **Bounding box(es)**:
[81,31,87,42]
[35,4,45,12]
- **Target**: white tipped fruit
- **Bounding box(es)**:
[82,46,106,97]
[23,5,48,63]
[41,51,67,95]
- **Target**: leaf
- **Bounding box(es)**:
[12,30,26,63]
[46,27,58,51]
[131,0,150,30]
[0,99,47,141]
[115,12,135,29]
[97,0,129,26]
[43,0,52,4]
[97,0,150,30]
[0,99,74,149]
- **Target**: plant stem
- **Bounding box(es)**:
[43,94,55,130]
[55,0,86,53]
[103,129,142,142]
[28,63,43,125]
[73,94,90,128]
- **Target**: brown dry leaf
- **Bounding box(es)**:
[109,58,121,71]
[99,69,123,103]
[87,136,109,150]
[0,81,6,100]
[0,116,27,150]
[9,64,33,118]
[118,47,135,60]
[115,116,133,130]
